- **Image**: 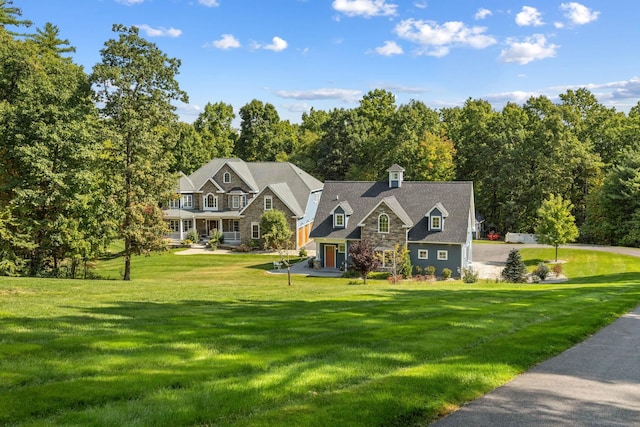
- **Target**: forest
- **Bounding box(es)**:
[1,1,639,278]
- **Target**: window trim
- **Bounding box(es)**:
[334,213,345,228]
[418,249,428,259]
[169,198,179,209]
[251,222,260,240]
[338,243,346,253]
[431,215,441,230]
[168,220,180,233]
[204,193,218,210]
[264,195,273,211]
[231,195,240,209]
[437,250,448,261]
[378,213,390,233]
[182,219,193,233]
[182,194,193,209]
[223,171,231,183]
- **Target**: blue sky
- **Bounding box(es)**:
[18,0,640,123]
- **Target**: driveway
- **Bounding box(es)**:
[432,243,640,426]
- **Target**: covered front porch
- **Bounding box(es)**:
[165,210,243,244]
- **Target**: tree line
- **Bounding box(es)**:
[1,1,639,279]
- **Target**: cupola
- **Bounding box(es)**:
[386,164,405,188]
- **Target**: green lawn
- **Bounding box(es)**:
[1,248,640,426]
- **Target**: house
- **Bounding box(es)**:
[163,158,323,249]
[309,165,475,276]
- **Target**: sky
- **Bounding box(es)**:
[16,0,640,124]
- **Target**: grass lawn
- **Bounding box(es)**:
[1,247,640,426]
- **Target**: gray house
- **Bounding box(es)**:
[309,165,475,276]
[163,158,323,249]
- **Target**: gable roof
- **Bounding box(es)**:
[180,158,323,213]
[427,202,449,218]
[241,182,305,217]
[358,196,413,228]
[310,180,473,244]
[331,201,354,216]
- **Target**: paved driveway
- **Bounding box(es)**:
[432,243,640,426]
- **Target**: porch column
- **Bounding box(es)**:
[179,219,184,240]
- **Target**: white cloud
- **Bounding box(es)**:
[394,19,497,57]
[499,34,558,64]
[116,0,144,5]
[264,36,288,52]
[198,0,220,6]
[475,8,492,20]
[135,24,182,38]
[561,2,600,25]
[375,41,403,56]
[275,88,362,103]
[485,90,541,105]
[206,34,240,49]
[515,6,544,26]
[414,1,427,9]
[332,0,398,17]
[554,21,565,29]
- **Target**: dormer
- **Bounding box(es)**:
[426,203,449,231]
[386,164,405,188]
[330,200,353,229]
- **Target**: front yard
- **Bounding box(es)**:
[1,248,639,426]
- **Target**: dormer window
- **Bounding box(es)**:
[431,216,441,230]
[264,195,273,211]
[334,213,345,228]
[378,214,389,233]
[223,172,231,183]
[387,164,405,188]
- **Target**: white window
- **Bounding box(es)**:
[169,198,179,209]
[182,195,193,209]
[223,172,231,183]
[232,195,240,209]
[378,214,389,233]
[437,250,448,260]
[182,219,193,232]
[251,222,260,239]
[431,216,441,230]
[334,213,344,228]
[204,194,218,210]
[168,220,179,232]
[242,195,247,208]
[264,195,273,211]
[418,249,428,259]
[338,243,346,253]
[391,172,399,180]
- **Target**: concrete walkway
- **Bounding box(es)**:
[432,304,640,426]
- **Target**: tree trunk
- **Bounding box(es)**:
[123,236,131,281]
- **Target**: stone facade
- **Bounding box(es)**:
[359,204,407,249]
[239,187,297,248]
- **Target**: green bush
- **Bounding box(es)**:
[425,265,436,276]
[462,268,479,283]
[533,263,550,280]
[185,229,199,244]
[442,268,452,279]
[299,247,308,258]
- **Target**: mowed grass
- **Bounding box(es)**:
[1,248,640,426]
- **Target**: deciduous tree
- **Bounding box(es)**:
[91,24,187,280]
[535,194,579,262]
[348,240,380,285]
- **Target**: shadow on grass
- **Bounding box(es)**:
[2,284,640,426]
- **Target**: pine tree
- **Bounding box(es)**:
[501,249,527,283]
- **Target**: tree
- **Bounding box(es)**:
[501,249,527,283]
[348,240,380,285]
[236,100,293,161]
[0,27,102,276]
[192,101,237,161]
[260,209,293,285]
[535,194,579,262]
[0,0,31,36]
[91,24,188,280]
[31,22,75,57]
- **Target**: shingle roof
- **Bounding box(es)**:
[180,159,322,214]
[310,180,474,244]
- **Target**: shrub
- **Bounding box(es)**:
[299,247,308,258]
[413,265,423,276]
[425,266,436,277]
[185,229,199,244]
[442,268,452,279]
[181,239,193,246]
[533,263,550,281]
[462,268,478,283]
[209,229,222,244]
[552,263,563,276]
[501,249,527,283]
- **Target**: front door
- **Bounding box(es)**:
[325,245,336,268]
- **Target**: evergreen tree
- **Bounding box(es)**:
[501,249,527,283]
